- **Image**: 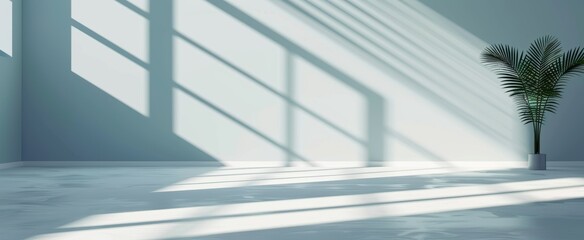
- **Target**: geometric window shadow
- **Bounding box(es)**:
[64,0,221,164]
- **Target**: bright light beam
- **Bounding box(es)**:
[29,178,584,240]
[154,165,519,192]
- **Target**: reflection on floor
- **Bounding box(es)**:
[1,165,584,240]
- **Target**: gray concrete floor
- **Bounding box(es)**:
[1,165,584,240]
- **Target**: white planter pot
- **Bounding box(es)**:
[528,154,546,170]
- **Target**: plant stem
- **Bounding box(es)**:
[533,124,541,154]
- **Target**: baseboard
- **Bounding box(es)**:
[22,161,224,167]
[19,160,584,168]
[21,160,516,168]
[0,162,24,170]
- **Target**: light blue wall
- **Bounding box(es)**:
[421,0,584,161]
[0,0,21,163]
[20,0,581,164]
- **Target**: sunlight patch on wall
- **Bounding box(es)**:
[333,0,513,125]
[174,0,286,93]
[293,56,367,162]
[71,27,149,116]
[72,0,148,62]
[173,36,286,145]
[0,0,12,57]
[366,0,514,121]
[295,57,366,141]
[386,89,520,161]
[173,88,285,163]
[295,110,365,162]
[29,178,584,240]
[363,0,498,91]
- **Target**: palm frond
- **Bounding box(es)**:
[481,44,530,97]
[554,47,584,84]
[525,36,562,77]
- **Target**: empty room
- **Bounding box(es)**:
[1,0,584,239]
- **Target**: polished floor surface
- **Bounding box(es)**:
[1,165,584,240]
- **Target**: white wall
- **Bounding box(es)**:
[23,0,538,165]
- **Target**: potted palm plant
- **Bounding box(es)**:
[481,36,584,170]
